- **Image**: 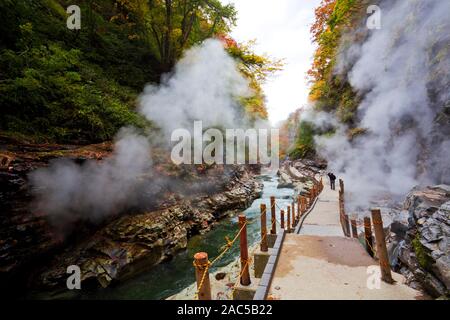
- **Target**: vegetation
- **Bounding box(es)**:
[0,0,278,143]
[412,233,433,271]
[278,109,300,158]
[287,0,364,159]
[307,0,362,123]
[227,38,284,121]
[289,121,316,159]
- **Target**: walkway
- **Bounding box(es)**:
[267,177,425,300]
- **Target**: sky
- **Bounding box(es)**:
[224,0,321,125]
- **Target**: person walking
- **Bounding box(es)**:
[327,172,336,190]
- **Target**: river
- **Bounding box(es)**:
[85,170,294,300]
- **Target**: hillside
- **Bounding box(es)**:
[289,0,450,197]
[284,0,450,298]
[0,0,284,298]
[0,0,279,144]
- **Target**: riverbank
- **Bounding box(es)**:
[168,163,322,301]
[28,166,262,298]
[0,135,267,298]
[80,169,295,300]
[167,243,259,300]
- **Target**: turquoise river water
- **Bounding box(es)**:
[86,170,294,300]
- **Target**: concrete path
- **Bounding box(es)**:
[267,176,425,300]
[298,179,343,237]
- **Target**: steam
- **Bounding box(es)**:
[139,39,250,137]
[30,39,253,226]
[30,128,151,226]
[313,0,450,210]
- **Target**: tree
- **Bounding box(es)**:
[110,0,237,71]
[225,38,284,120]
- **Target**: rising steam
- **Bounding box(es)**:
[30,128,151,226]
[312,0,450,210]
[139,39,250,137]
[30,39,252,226]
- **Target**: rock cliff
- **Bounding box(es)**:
[389,185,450,298]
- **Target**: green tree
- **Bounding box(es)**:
[289,121,316,159]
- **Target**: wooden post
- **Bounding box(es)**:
[344,214,350,237]
[287,206,291,232]
[364,217,374,258]
[291,204,295,227]
[280,210,285,229]
[301,196,306,215]
[238,215,251,286]
[339,179,345,215]
[339,191,343,232]
[340,191,350,237]
[297,196,301,221]
[339,179,344,193]
[270,196,276,235]
[371,209,394,284]
[292,201,296,226]
[193,252,212,300]
[351,218,358,239]
[260,204,268,252]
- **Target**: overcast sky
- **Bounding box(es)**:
[225,0,321,125]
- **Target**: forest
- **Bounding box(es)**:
[0,0,280,144]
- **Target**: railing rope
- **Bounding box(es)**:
[192,175,328,300]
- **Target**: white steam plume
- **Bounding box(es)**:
[30,128,151,226]
[314,0,450,210]
[30,39,253,226]
[139,39,251,136]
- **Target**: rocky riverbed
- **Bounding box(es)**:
[0,135,263,298]
[276,159,326,194]
[33,168,262,296]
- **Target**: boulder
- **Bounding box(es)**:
[393,185,450,297]
[435,256,450,289]
[277,160,318,191]
[277,172,294,189]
